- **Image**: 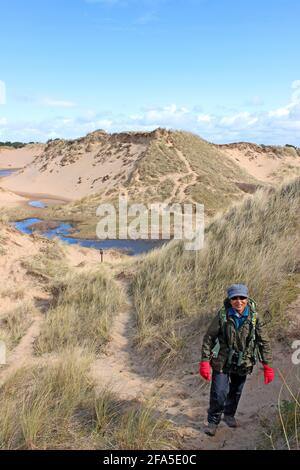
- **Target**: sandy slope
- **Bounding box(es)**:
[0,221,126,378]
[0,144,44,169]
[1,134,300,204]
[0,187,28,207]
[0,221,124,317]
[0,130,259,203]
[217,142,300,182]
[1,132,147,200]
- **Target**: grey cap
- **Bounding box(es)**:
[227,284,249,299]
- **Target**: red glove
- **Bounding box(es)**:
[263,364,274,384]
[199,361,211,381]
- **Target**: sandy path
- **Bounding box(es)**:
[91,278,165,400]
[163,143,198,204]
[165,343,297,450]
[0,315,43,386]
[121,141,199,206]
[0,232,298,450]
[91,273,300,450]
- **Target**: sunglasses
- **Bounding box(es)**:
[230,296,247,301]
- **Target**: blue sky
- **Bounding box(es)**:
[0,0,300,144]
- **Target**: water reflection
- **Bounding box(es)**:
[14,218,168,255]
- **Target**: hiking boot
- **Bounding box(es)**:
[204,422,218,436]
[223,415,237,428]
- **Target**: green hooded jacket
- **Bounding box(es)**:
[201,298,272,374]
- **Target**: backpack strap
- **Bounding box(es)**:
[219,305,229,347]
[211,306,228,358]
[247,298,257,341]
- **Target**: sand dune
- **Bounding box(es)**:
[1,131,147,200]
[1,130,300,211]
[0,187,27,207]
[0,144,44,169]
[216,142,300,182]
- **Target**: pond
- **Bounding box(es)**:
[28,200,48,208]
[14,218,168,255]
[0,168,19,177]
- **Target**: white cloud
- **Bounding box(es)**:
[291,81,300,103]
[139,104,190,127]
[268,107,290,118]
[197,113,212,123]
[219,112,258,128]
[0,81,6,105]
[85,119,114,129]
[268,81,300,119]
[292,80,300,90]
[2,81,300,145]
[41,98,76,108]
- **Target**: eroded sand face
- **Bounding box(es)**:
[0,144,44,169]
[1,134,147,200]
[217,142,300,182]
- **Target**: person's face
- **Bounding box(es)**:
[230,296,248,314]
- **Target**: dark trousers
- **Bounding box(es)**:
[207,370,247,425]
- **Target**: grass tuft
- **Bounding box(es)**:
[35,269,125,354]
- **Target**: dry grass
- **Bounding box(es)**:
[21,239,69,285]
[135,135,186,183]
[35,268,125,355]
[131,177,300,368]
[0,205,41,224]
[264,398,300,450]
[93,389,177,450]
[0,217,9,254]
[0,349,95,449]
[0,286,26,300]
[0,301,35,350]
[43,129,263,238]
[111,398,176,450]
[261,372,300,450]
[0,349,176,450]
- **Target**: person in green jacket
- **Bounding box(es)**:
[199,284,274,436]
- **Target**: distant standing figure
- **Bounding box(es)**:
[199,284,274,436]
[99,248,104,263]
